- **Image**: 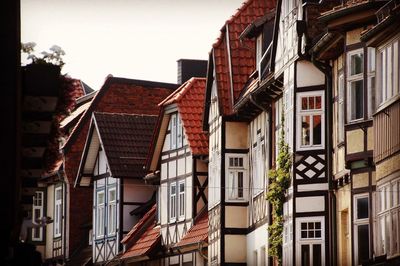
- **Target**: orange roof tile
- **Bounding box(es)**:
[212,0,276,115]
[174,211,208,248]
[160,78,209,156]
[121,225,160,259]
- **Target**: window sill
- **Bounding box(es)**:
[374,94,400,116]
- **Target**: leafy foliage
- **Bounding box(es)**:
[22,42,65,67]
[266,114,292,265]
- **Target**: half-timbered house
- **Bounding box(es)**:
[63,76,177,264]
[314,0,400,264]
[202,1,276,265]
[75,112,159,264]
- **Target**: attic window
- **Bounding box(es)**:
[170,113,184,150]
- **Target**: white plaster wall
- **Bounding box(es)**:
[296,60,325,87]
[296,196,325,213]
[160,184,168,225]
[246,224,268,266]
[225,206,247,228]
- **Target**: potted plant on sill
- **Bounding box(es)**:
[21,42,66,96]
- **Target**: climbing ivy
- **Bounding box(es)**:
[266,114,292,265]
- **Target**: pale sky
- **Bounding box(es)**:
[21,0,244,90]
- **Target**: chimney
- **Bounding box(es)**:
[177,59,208,84]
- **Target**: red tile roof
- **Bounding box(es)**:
[174,211,208,249]
[160,78,208,155]
[212,0,276,115]
[94,112,158,178]
[121,205,160,260]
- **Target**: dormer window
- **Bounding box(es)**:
[170,113,184,150]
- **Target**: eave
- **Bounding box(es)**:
[319,2,386,30]
[310,31,345,60]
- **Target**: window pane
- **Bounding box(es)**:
[301,97,308,110]
[97,192,104,204]
[313,115,322,145]
[301,245,310,266]
[351,53,364,75]
[315,96,322,109]
[238,172,243,198]
[357,224,370,264]
[357,197,369,219]
[309,97,315,110]
[109,190,116,202]
[351,80,364,120]
[301,116,310,146]
[313,244,322,266]
[301,231,307,239]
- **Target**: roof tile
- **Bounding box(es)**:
[174,211,208,248]
[160,78,208,155]
[94,112,158,178]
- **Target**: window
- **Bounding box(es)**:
[297,92,324,150]
[252,132,265,196]
[367,48,376,117]
[32,191,44,241]
[353,194,370,265]
[179,181,185,219]
[54,186,62,238]
[378,37,399,105]
[227,155,247,201]
[170,113,184,150]
[107,188,116,235]
[170,183,176,221]
[296,217,324,266]
[256,35,263,72]
[96,190,105,237]
[338,73,344,143]
[377,178,400,258]
[347,50,364,122]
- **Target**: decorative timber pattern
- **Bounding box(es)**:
[294,154,326,180]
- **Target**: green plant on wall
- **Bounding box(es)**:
[266,114,292,265]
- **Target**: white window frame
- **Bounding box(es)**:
[107,187,117,236]
[54,186,62,238]
[377,178,400,258]
[256,35,263,73]
[169,183,177,222]
[296,216,325,266]
[377,36,399,106]
[32,191,44,241]
[347,49,364,122]
[338,73,345,143]
[296,91,325,151]
[178,180,185,220]
[367,47,376,118]
[226,154,248,202]
[252,132,265,197]
[170,113,184,150]
[353,193,370,265]
[96,190,105,238]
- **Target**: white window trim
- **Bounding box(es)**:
[376,177,400,258]
[32,191,44,241]
[252,133,265,197]
[256,35,263,73]
[295,216,325,266]
[171,114,177,150]
[54,186,62,238]
[353,193,370,265]
[96,190,105,238]
[296,91,325,151]
[377,35,400,107]
[338,73,345,143]
[226,154,248,202]
[169,183,177,222]
[178,180,185,220]
[107,187,117,236]
[347,48,364,123]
